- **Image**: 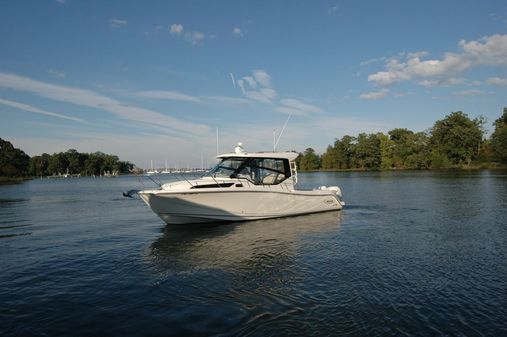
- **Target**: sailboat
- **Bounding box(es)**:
[146,160,158,175]
[161,159,171,174]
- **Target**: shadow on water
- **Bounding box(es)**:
[148,211,343,274]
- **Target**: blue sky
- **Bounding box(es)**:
[1,0,506,168]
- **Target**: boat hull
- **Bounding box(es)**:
[139,189,343,224]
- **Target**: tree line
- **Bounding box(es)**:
[297,108,507,171]
[0,140,134,178]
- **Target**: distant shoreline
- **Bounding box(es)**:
[2,165,506,183]
[298,164,507,173]
[0,176,31,184]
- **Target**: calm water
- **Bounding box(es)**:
[1,171,506,336]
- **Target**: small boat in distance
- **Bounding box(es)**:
[135,143,344,225]
[161,159,171,174]
[146,160,158,176]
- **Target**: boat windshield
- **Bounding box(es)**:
[207,157,291,185]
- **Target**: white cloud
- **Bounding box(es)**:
[368,34,507,86]
[170,24,207,46]
[245,89,276,104]
[236,69,277,104]
[359,89,389,100]
[253,70,272,88]
[242,76,257,88]
[109,18,128,28]
[453,89,487,96]
[137,90,201,102]
[327,5,339,15]
[202,96,250,105]
[0,98,85,123]
[47,68,65,78]
[367,70,410,86]
[393,91,414,97]
[418,77,466,87]
[469,80,482,86]
[236,79,246,94]
[137,91,250,105]
[0,72,210,137]
[274,106,304,116]
[232,27,243,37]
[276,98,323,115]
[486,77,507,86]
[407,53,470,77]
[235,70,323,113]
[170,23,183,35]
[56,0,66,4]
[460,34,507,65]
[360,56,386,66]
[418,80,439,87]
[184,31,205,46]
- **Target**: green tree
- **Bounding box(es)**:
[336,135,356,169]
[378,133,394,169]
[299,148,321,170]
[389,128,414,167]
[321,145,337,170]
[84,152,105,175]
[490,107,507,164]
[0,138,30,177]
[476,139,493,164]
[430,111,483,166]
[404,132,430,169]
[353,133,381,169]
[65,149,87,174]
[429,149,452,169]
[48,152,69,175]
[29,153,51,176]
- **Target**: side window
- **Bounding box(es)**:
[255,159,290,185]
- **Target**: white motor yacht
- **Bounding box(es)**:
[137,143,344,224]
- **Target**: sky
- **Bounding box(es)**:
[1,0,506,168]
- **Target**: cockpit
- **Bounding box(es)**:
[207,157,291,185]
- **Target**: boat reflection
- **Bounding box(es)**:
[148,211,342,274]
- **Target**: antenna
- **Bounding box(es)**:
[274,112,292,151]
[216,127,219,156]
[273,129,276,152]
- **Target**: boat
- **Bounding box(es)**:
[146,160,158,175]
[161,159,171,174]
[136,143,344,224]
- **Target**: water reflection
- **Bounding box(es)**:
[148,211,342,274]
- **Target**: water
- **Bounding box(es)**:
[1,171,506,336]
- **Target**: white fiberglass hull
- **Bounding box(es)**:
[138,189,343,225]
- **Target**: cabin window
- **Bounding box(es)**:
[208,157,291,185]
[191,183,235,189]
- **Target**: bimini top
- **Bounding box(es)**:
[217,143,299,161]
